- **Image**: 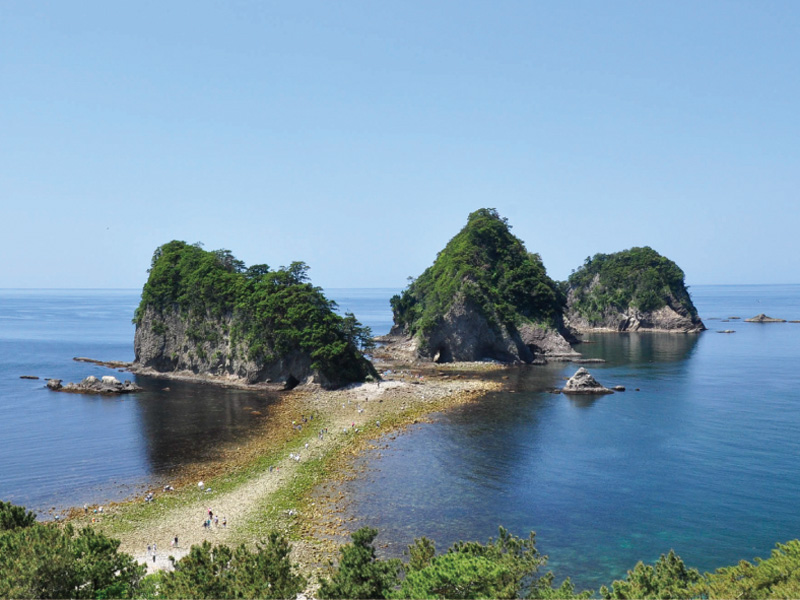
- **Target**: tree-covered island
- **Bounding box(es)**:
[389,208,578,363]
[133,241,376,389]
[564,247,705,333]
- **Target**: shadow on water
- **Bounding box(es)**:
[132,376,281,474]
[575,332,700,366]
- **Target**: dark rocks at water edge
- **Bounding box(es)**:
[745,313,786,323]
[562,367,614,395]
[46,375,142,395]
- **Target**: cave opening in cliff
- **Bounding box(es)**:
[433,345,453,363]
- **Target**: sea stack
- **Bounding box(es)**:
[564,247,705,333]
[562,368,613,395]
[133,241,376,389]
[389,208,578,363]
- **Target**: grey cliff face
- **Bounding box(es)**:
[565,276,705,333]
[416,296,578,364]
[133,305,327,388]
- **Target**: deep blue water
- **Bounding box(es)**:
[338,284,800,590]
[2,285,799,591]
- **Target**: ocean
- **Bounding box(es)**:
[1,285,799,589]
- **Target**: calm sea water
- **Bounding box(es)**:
[339,284,800,590]
[2,285,799,591]
[0,288,397,514]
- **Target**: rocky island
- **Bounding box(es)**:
[744,313,786,323]
[564,247,705,333]
[387,208,578,363]
[133,241,376,389]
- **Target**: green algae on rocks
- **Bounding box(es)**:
[390,208,578,363]
[133,241,376,388]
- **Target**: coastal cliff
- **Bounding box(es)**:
[564,247,705,333]
[133,241,376,388]
[389,209,578,363]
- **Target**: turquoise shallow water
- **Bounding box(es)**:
[1,285,799,592]
[336,284,800,590]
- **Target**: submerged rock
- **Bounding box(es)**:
[48,375,142,395]
[744,313,786,323]
[562,367,613,395]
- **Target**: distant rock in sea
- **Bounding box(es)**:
[744,314,786,323]
[562,367,614,395]
[19,375,39,380]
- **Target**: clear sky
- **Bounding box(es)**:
[2,1,798,289]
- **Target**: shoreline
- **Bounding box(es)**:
[64,356,505,577]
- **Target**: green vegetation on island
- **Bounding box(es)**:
[565,247,703,331]
[134,241,375,388]
[5,500,800,600]
[391,209,570,362]
[392,209,563,335]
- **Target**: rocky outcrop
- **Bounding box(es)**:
[744,313,786,323]
[133,241,376,389]
[134,305,324,388]
[564,248,705,334]
[47,375,142,394]
[412,295,578,363]
[565,282,705,333]
[390,209,579,364]
[562,368,613,395]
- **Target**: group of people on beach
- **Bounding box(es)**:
[202,507,226,529]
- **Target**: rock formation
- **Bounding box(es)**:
[564,247,705,333]
[744,314,786,323]
[562,368,613,395]
[389,209,578,363]
[133,241,376,389]
[47,375,142,394]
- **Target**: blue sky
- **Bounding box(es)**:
[2,1,798,289]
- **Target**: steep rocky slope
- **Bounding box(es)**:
[390,209,578,363]
[133,241,376,388]
[564,247,705,333]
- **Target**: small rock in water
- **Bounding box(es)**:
[20,375,39,380]
[613,385,626,392]
[562,368,613,395]
[745,313,786,323]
